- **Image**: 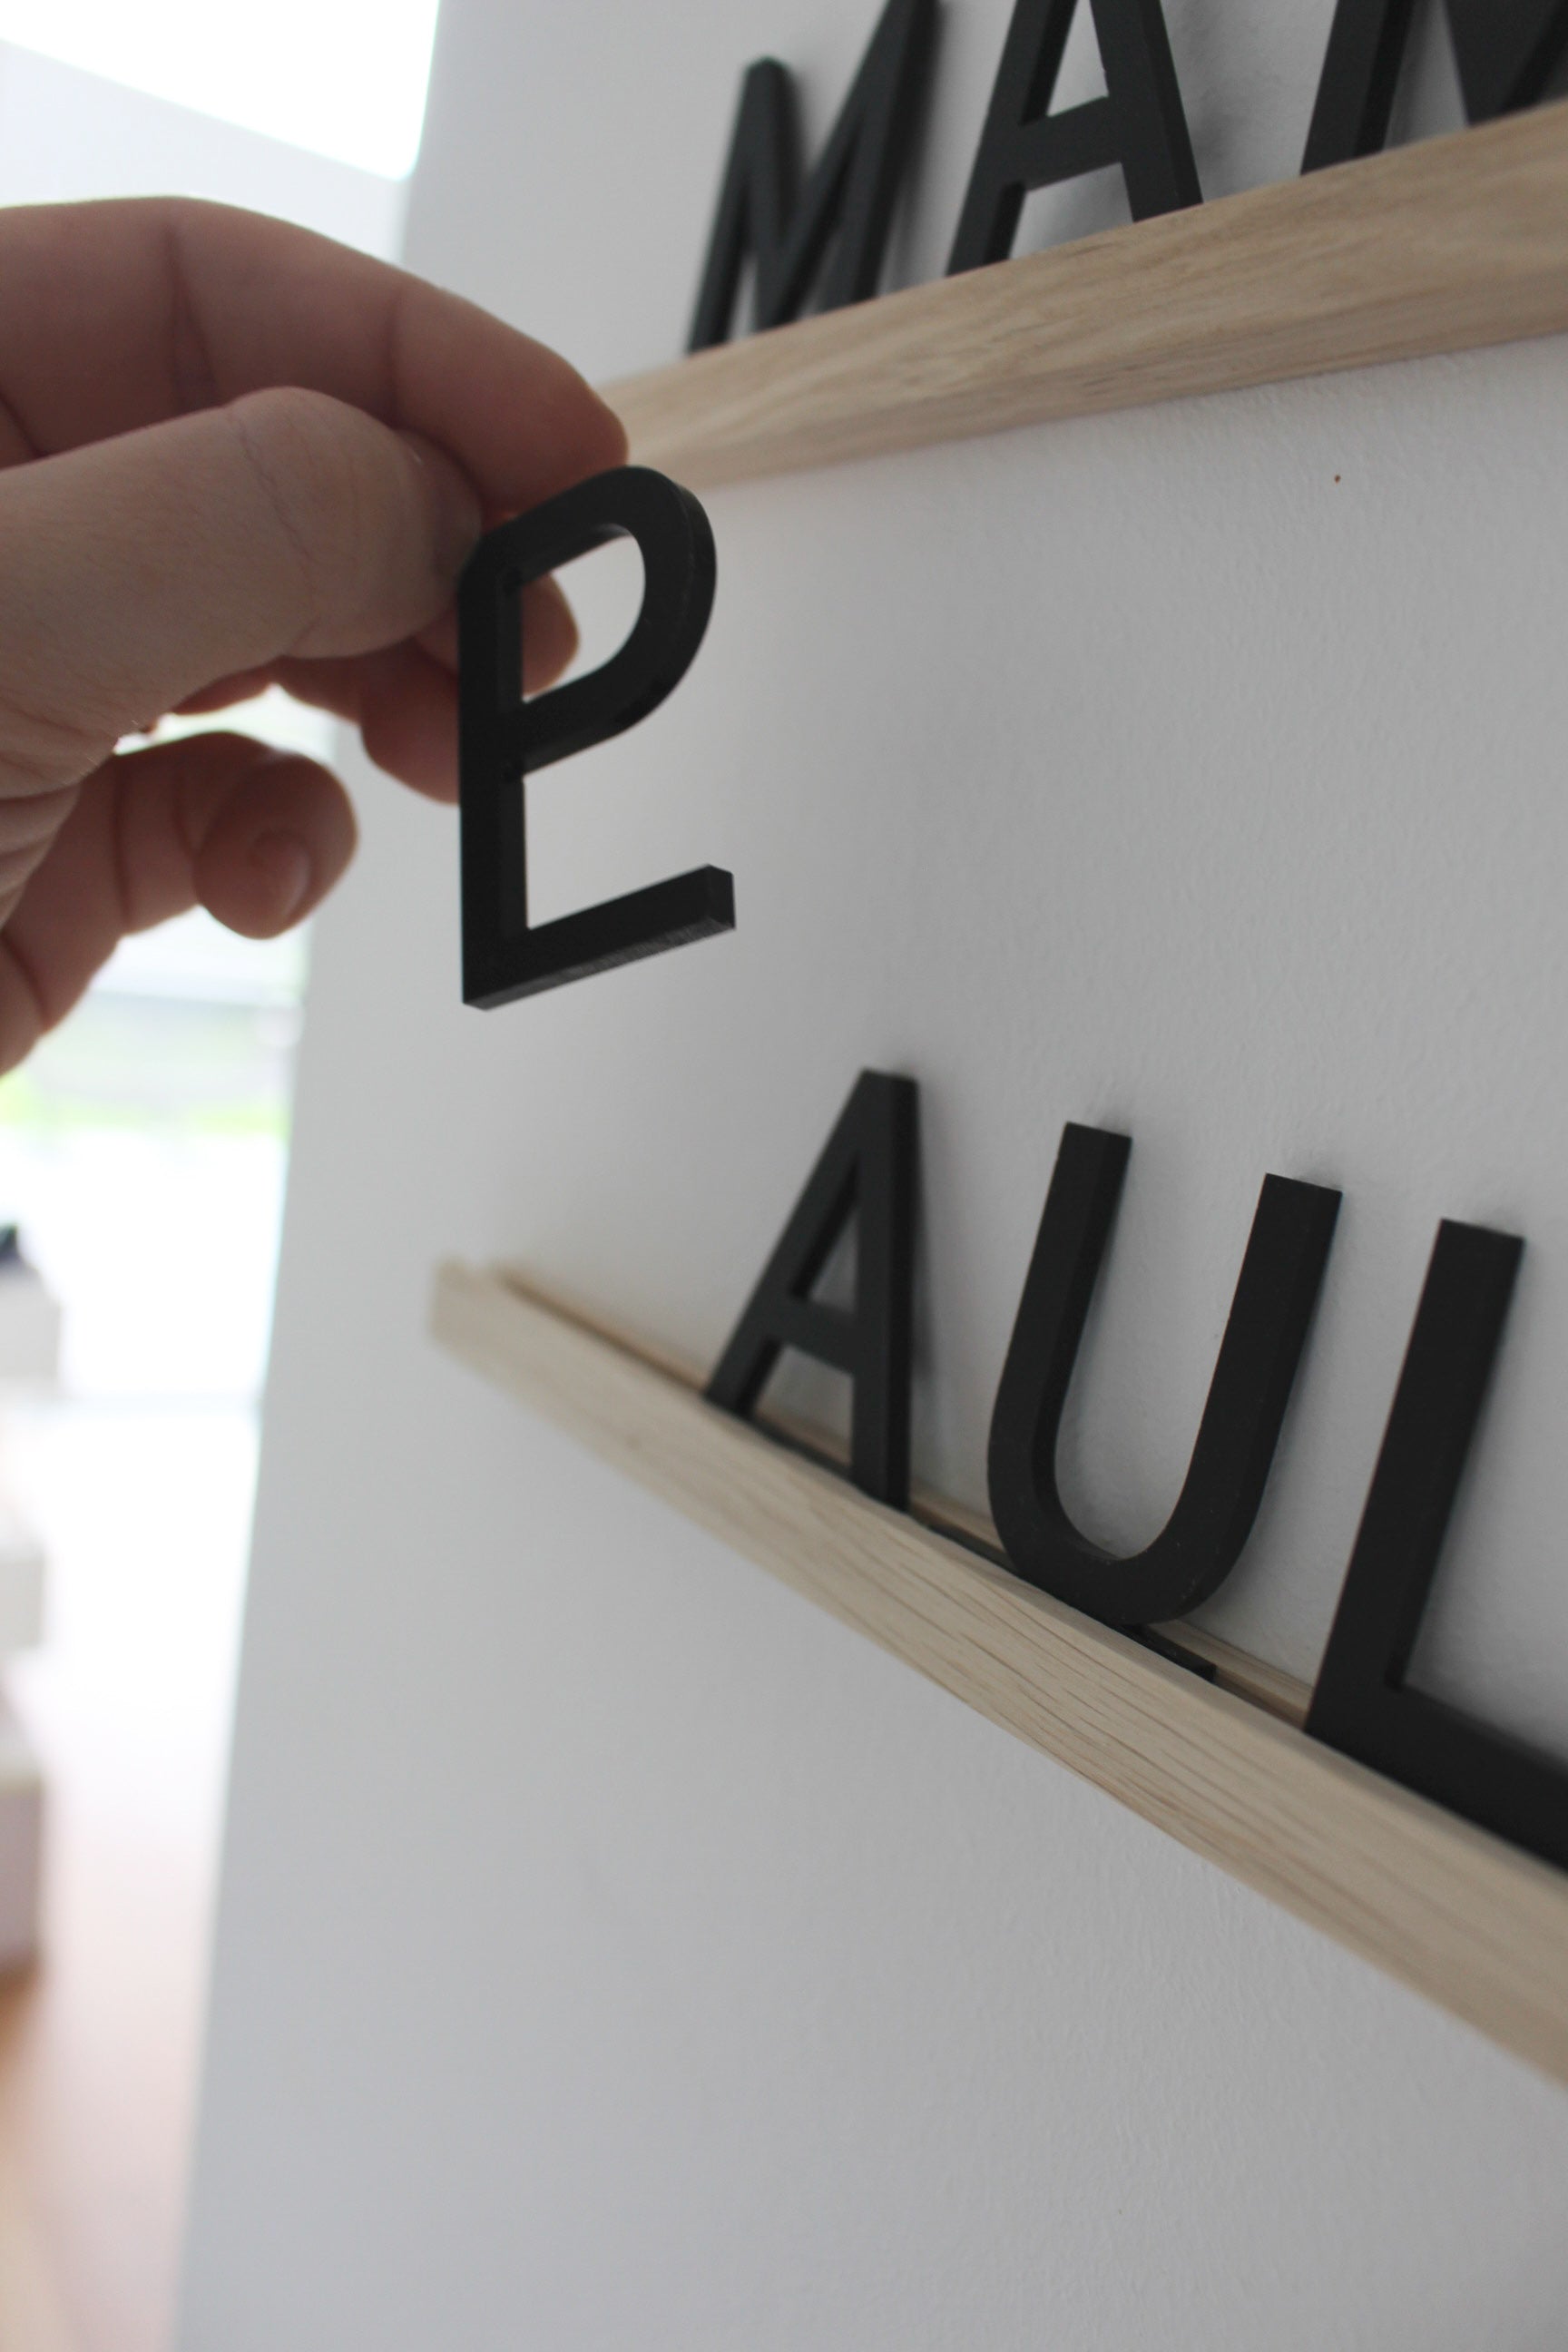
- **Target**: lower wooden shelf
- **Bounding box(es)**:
[431,1259,1568,2086]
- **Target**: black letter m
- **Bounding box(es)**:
[1304,0,1568,171]
[688,0,936,351]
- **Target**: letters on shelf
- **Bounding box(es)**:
[692,0,1568,345]
[986,1126,1339,1628]
[947,0,1200,272]
[707,1070,1568,1877]
[706,1073,917,1506]
[1304,1222,1568,1870]
[458,0,1568,1886]
[1304,0,1568,171]
[689,0,936,350]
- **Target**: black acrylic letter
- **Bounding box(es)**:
[458,466,733,1009]
[1303,0,1568,171]
[707,1073,917,1506]
[689,0,936,350]
[1306,1221,1568,1871]
[987,1126,1340,1627]
[947,0,1200,274]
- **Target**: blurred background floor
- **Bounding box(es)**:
[0,4,435,2335]
[0,955,296,2352]
[0,1401,260,2352]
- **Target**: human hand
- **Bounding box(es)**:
[0,197,626,1072]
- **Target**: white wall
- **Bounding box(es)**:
[181,3,1568,2344]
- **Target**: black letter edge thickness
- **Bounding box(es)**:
[457,466,732,1010]
[706,1072,917,1506]
[1303,0,1568,172]
[947,0,1200,274]
[1306,1221,1568,1873]
[986,1125,1340,1628]
[688,0,936,350]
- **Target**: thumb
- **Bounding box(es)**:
[0,387,483,794]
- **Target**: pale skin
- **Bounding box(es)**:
[0,196,627,1074]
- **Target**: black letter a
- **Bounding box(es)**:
[948,0,1200,274]
[707,1072,917,1506]
[689,0,936,351]
[1303,0,1568,172]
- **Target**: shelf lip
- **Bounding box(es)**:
[432,1255,1568,2087]
[604,102,1568,490]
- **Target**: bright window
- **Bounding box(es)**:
[0,0,441,177]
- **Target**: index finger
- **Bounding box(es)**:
[0,197,626,510]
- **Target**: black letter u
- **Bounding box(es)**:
[987,1125,1340,1627]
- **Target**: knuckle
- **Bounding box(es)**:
[0,693,110,799]
[224,387,396,645]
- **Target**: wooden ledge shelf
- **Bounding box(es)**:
[432,1258,1568,2085]
[606,103,1568,489]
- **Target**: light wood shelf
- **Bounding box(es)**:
[605,103,1568,488]
[433,1258,1568,2087]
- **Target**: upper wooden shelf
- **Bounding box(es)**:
[606,103,1568,489]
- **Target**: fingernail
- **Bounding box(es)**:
[250,832,313,924]
[398,430,483,582]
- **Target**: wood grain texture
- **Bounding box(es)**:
[431,1258,1568,2085]
[606,103,1568,488]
